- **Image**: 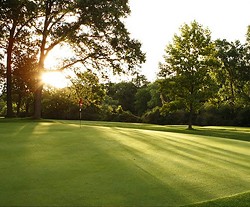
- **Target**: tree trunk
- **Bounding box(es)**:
[33,1,51,119]
[33,46,46,119]
[6,37,15,117]
[33,71,43,119]
[188,103,194,130]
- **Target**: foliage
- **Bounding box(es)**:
[42,71,105,120]
[215,39,250,107]
[196,103,250,126]
[106,81,137,114]
[146,81,162,109]
[11,42,38,116]
[70,70,105,108]
[0,98,6,116]
[135,86,151,116]
[42,88,76,119]
[142,107,165,124]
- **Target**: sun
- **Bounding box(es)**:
[42,71,69,88]
[42,45,73,88]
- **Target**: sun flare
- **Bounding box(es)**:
[42,71,69,88]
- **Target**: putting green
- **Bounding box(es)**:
[0,119,249,206]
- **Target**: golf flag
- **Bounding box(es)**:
[79,98,83,108]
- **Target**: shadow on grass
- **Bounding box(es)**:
[67,120,250,142]
[1,118,249,142]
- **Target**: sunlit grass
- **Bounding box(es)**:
[0,119,249,206]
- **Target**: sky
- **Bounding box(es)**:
[125,0,250,81]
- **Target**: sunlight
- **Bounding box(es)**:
[42,71,69,88]
[44,53,59,69]
[44,45,74,69]
[42,45,74,88]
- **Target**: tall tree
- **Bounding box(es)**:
[32,0,145,119]
[159,21,218,129]
[0,0,36,117]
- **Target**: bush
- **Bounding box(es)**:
[195,103,250,126]
[235,107,250,126]
[113,110,141,123]
[142,107,166,124]
[164,110,188,125]
[0,101,6,117]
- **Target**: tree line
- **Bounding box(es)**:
[0,1,249,128]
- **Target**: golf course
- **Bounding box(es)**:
[0,118,249,206]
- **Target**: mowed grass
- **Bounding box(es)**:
[0,119,249,206]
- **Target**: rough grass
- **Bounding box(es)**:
[0,118,249,206]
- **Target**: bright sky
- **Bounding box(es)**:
[125,0,250,81]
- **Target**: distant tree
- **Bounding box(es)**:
[159,21,218,129]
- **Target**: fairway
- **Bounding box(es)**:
[0,119,249,206]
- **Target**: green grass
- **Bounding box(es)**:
[0,119,249,206]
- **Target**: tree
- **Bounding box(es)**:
[0,0,36,117]
[135,87,151,116]
[32,0,145,119]
[159,21,218,129]
[107,81,137,114]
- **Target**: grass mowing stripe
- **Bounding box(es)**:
[102,127,250,199]
[0,119,249,206]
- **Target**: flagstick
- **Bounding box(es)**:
[79,98,83,129]
[79,108,82,128]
